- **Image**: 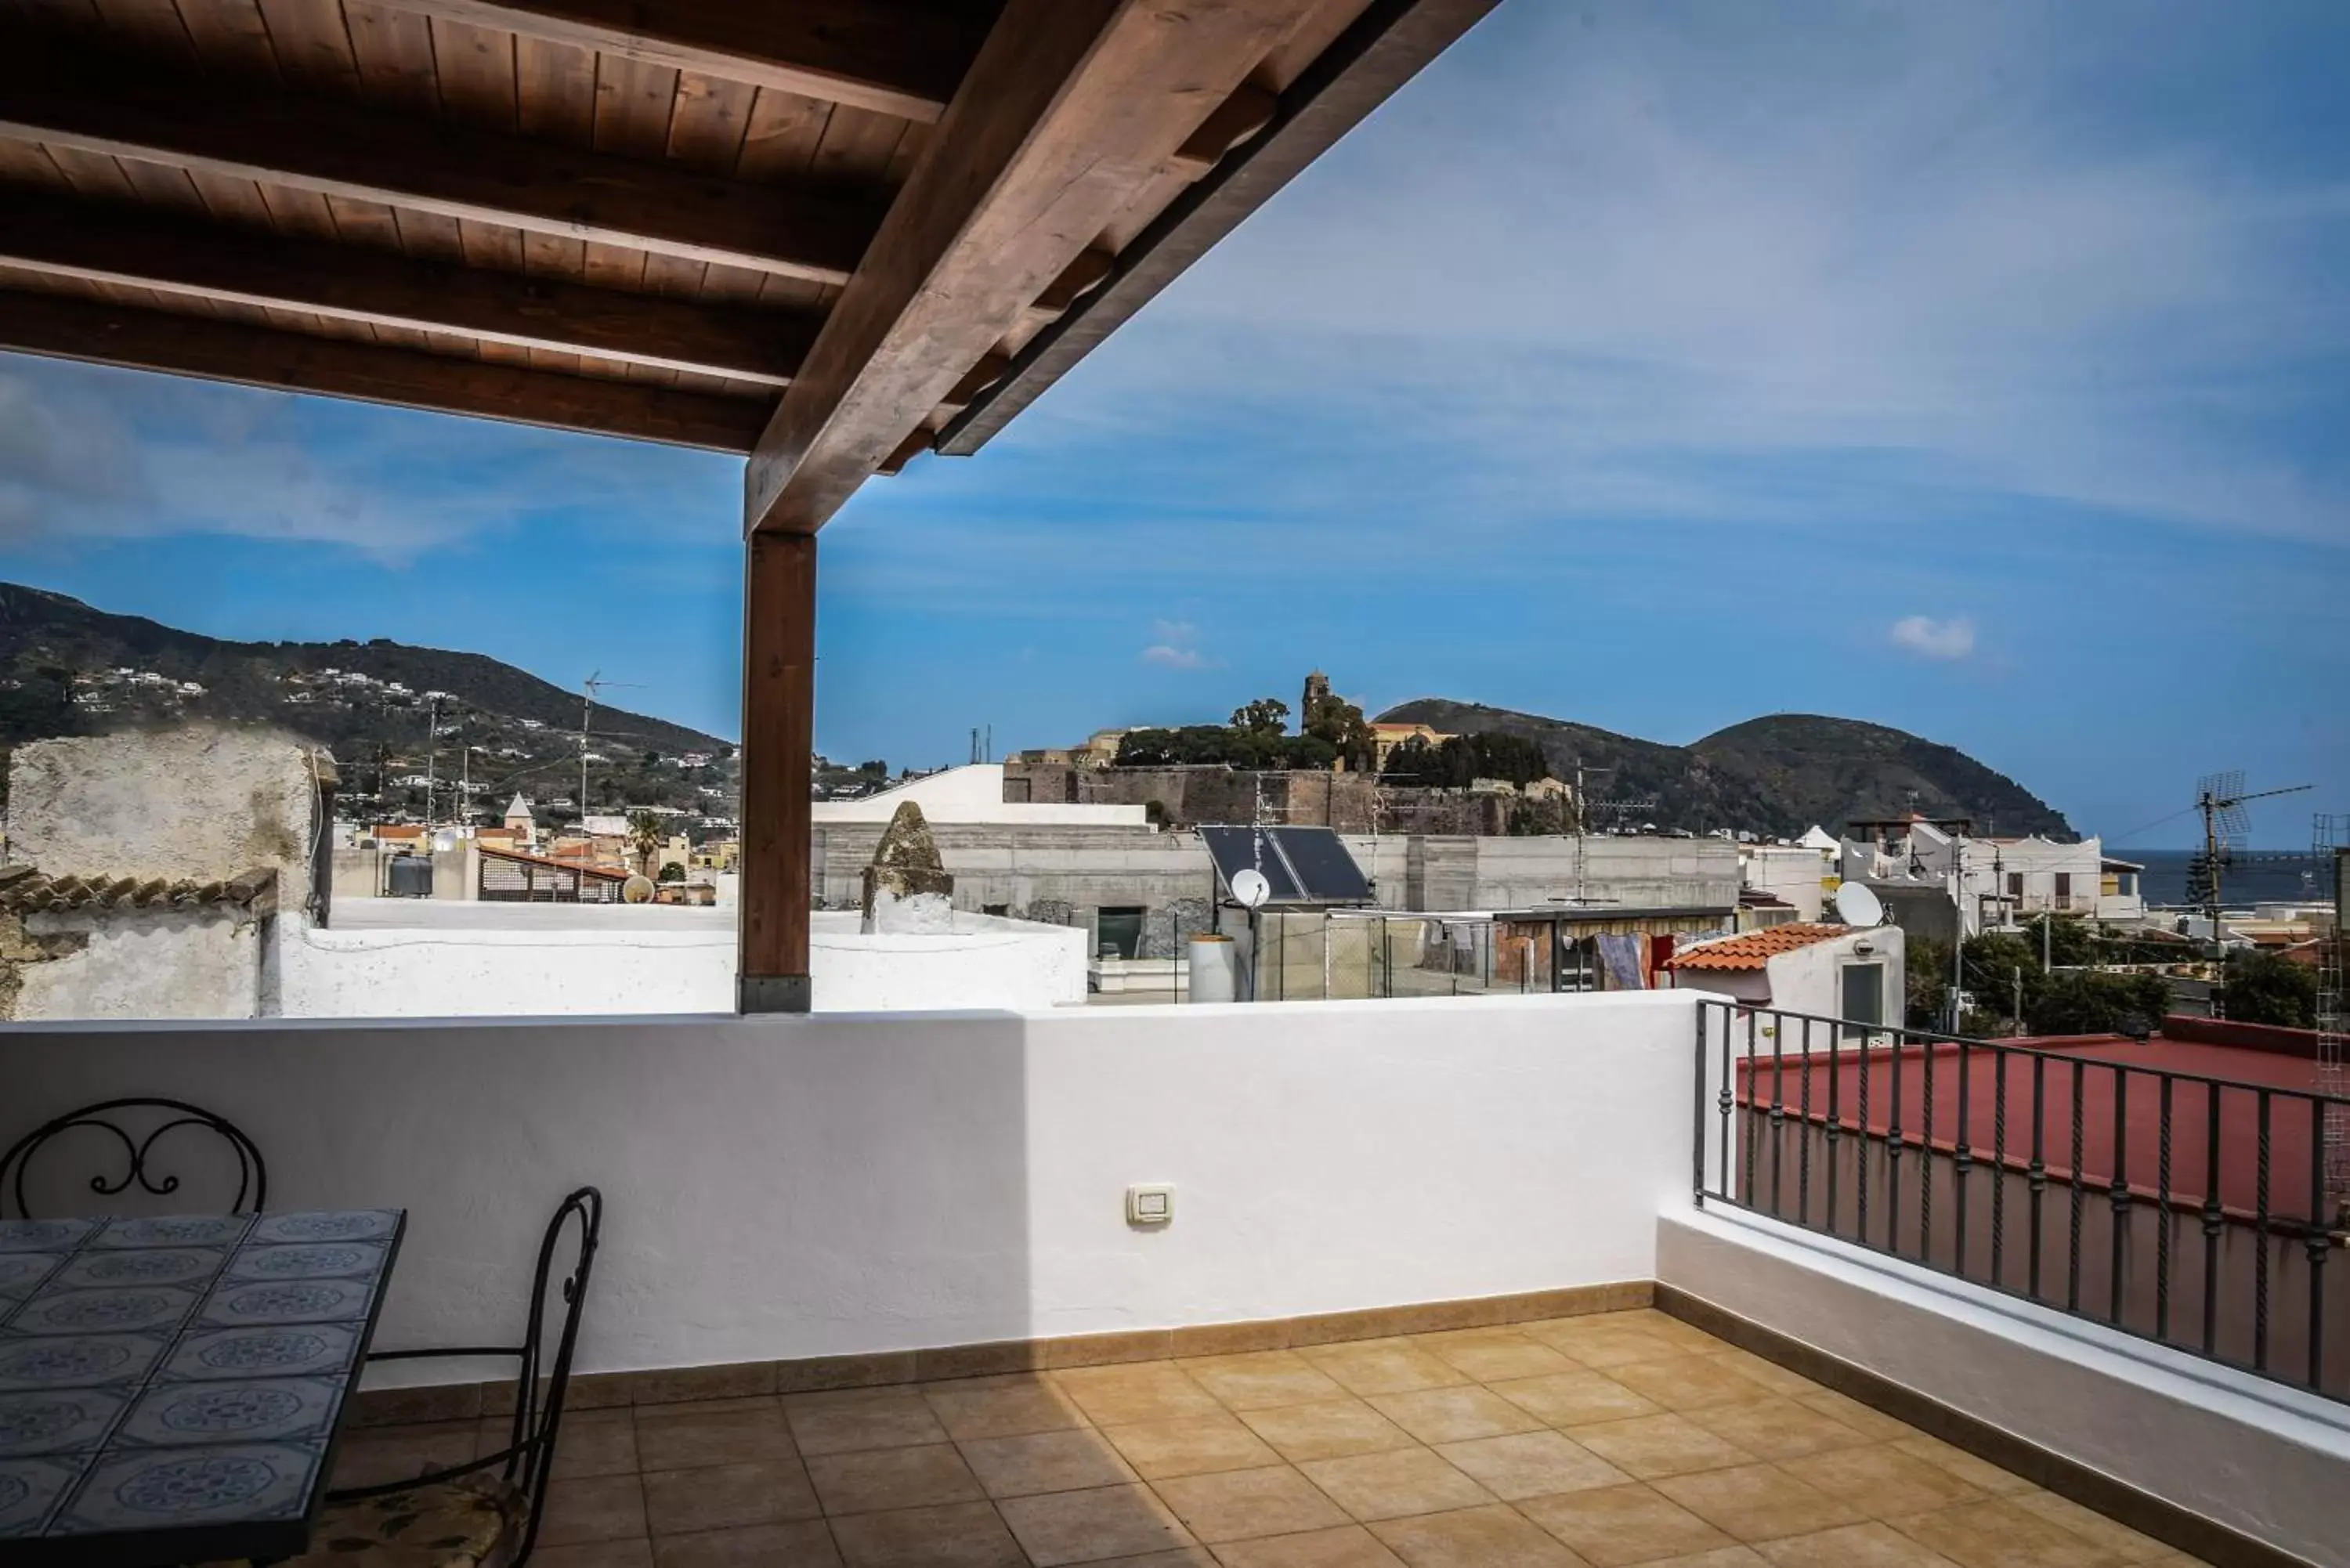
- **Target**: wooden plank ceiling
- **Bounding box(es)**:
[0,0,1494,534]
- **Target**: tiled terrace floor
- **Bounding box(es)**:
[338,1310,2210,1567]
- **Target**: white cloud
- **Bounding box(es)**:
[1048,2,2350,549]
[1890,615,1977,660]
[1141,643,1208,670]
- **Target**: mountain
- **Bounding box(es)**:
[1376,699,2074,840]
[0,583,735,822]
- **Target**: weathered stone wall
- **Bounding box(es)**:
[6,726,322,883]
[1003,761,1516,835]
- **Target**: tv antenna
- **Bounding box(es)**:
[2192,771,2311,1013]
[580,671,645,814]
[1568,760,1658,905]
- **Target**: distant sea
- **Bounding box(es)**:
[2124,847,2336,909]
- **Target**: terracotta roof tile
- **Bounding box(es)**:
[1667,922,1850,972]
[0,865,277,916]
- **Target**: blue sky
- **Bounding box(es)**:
[2,2,2344,847]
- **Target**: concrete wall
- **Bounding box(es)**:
[1762,926,1905,1024]
[1742,844,1835,922]
[0,992,1697,1373]
[1660,1205,2350,1568]
[266,905,1085,1015]
[5,726,320,884]
[12,908,266,1020]
[821,764,1146,826]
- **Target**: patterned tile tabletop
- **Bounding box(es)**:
[0,1209,403,1565]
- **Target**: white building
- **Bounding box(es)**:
[1665,920,1905,1036]
[812,763,1148,828]
[1737,829,1840,922]
[1860,822,2142,935]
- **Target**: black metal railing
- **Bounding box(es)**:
[1694,999,2350,1403]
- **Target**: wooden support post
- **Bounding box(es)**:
[738,532,817,1012]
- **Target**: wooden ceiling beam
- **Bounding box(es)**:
[0,191,818,386]
[356,0,991,124]
[745,0,1319,536]
[939,0,1500,455]
[0,290,774,452]
[0,49,884,284]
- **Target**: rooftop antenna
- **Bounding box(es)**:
[2193,771,2311,1010]
[580,671,644,816]
[1568,759,1657,905]
[2316,811,2347,1221]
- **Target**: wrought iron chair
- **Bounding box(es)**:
[279,1187,604,1568]
[0,1097,266,1219]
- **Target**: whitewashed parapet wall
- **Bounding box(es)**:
[0,992,1698,1373]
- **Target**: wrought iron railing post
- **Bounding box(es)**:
[2068,1059,2086,1314]
[2255,1089,2272,1372]
[1888,1031,1905,1254]
[2201,1082,2223,1357]
[2110,1068,2131,1327]
[1769,1012,1786,1217]
[1798,1016,1813,1227]
[1990,1043,2008,1288]
[2028,1053,2047,1302]
[1743,1010,1760,1206]
[2156,1075,2175,1342]
[1693,1000,1711,1205]
[1717,1002,1734,1201]
[2309,1097,2330,1392]
[1825,1020,1842,1237]
[1856,1021,1871,1247]
[1952,1039,1971,1277]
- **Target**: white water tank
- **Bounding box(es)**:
[1188,933,1239,1004]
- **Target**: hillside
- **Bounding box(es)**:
[0,583,736,824]
[1376,699,2073,840]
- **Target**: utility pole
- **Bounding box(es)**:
[1949,836,1966,1034]
[422,692,439,827]
[2195,775,2312,1017]
[2042,912,2052,974]
[2013,966,2024,1035]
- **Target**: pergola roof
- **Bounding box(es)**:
[0,0,1492,533]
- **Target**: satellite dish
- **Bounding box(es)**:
[621,873,658,905]
[1835,881,1885,927]
[431,829,459,854]
[1231,868,1271,909]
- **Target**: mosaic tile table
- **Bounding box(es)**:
[0,1208,404,1566]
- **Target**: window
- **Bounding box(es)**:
[2054,872,2072,902]
[1842,962,1885,1038]
[1096,907,1146,961]
[2007,872,2024,898]
[982,903,1009,918]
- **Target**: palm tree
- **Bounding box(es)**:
[627,809,663,880]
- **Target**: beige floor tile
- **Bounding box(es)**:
[924,1375,1091,1441]
[1518,1321,1689,1368]
[2007,1492,2175,1563]
[1298,1340,1473,1396]
[1183,1352,1350,1411]
[653,1520,841,1568]
[1415,1333,1582,1383]
[1606,1357,1774,1413]
[1886,1437,2037,1498]
[1240,1399,1420,1462]
[1697,1349,1820,1397]
[1791,1391,1913,1443]
[804,1443,985,1516]
[1097,1552,1220,1567]
[1490,1373,1664,1429]
[538,1543,657,1568]
[785,1393,950,1456]
[636,1403,795,1472]
[1687,1399,1871,1461]
[1756,1520,1962,1567]
[1105,1414,1285,1479]
[998,1482,1197,1566]
[1619,1314,1728,1353]
[1779,1446,1985,1517]
[829,1501,1027,1568]
[1565,1415,1756,1480]
[642,1459,821,1535]
[1889,1498,2131,1568]
[1297,1448,1495,1523]
[1434,1431,1629,1501]
[1212,1523,1409,1566]
[1517,1483,1736,1566]
[1654,1465,1867,1543]
[542,1474,650,1545]
[1057,1364,1227,1425]
[1153,1465,1353,1541]
[331,1421,484,1490]
[960,1426,1140,1497]
[1368,1386,1548,1443]
[1368,1503,1588,1567]
[1643,1550,1767,1566]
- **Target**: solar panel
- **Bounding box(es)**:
[1202,826,1302,904]
[1200,825,1370,905]
[1273,826,1374,903]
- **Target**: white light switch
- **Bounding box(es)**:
[1126,1183,1173,1226]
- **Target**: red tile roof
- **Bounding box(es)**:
[1667,923,1851,972]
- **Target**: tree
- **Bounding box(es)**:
[2221,950,2316,1028]
[656,862,686,883]
[2026,970,2172,1036]
[626,809,663,878]
[1229,697,1289,739]
[1298,690,1374,771]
